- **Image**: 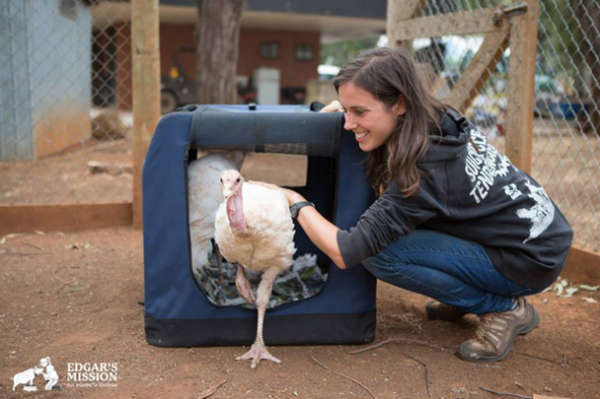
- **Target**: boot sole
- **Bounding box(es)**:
[456,306,540,363]
[426,310,467,322]
[425,303,467,322]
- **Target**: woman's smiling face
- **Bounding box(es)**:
[338,82,406,152]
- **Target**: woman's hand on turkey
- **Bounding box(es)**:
[248,180,305,206]
[319,100,343,113]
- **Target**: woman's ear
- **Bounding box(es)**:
[392,96,407,116]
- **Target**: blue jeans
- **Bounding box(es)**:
[362,230,540,314]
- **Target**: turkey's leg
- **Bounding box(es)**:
[236,267,281,368]
[235,264,256,304]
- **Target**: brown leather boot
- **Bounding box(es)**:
[426,300,467,322]
[457,297,539,362]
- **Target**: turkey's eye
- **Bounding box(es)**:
[236,177,241,183]
[219,178,223,184]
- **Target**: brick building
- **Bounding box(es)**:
[91,0,386,109]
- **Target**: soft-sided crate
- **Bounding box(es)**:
[143,104,377,347]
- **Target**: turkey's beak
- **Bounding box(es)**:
[222,187,234,198]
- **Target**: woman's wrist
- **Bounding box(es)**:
[277,187,306,206]
[288,193,306,206]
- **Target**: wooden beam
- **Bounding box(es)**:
[392,8,502,42]
[505,0,539,173]
[562,245,600,285]
[0,203,133,235]
[443,26,510,111]
[131,0,161,229]
[387,0,426,51]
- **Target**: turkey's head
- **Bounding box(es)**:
[220,169,247,231]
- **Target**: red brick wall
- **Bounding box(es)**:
[237,27,320,88]
[160,24,196,83]
[115,23,132,110]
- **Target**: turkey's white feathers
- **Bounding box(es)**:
[214,182,296,273]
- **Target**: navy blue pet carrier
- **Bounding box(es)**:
[143,104,377,347]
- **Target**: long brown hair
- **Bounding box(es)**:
[333,47,444,197]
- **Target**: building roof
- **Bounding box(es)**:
[92,0,387,42]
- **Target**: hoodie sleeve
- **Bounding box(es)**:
[336,177,442,268]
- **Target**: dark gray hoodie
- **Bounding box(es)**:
[337,109,573,290]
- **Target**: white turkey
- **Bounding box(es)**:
[187,152,244,275]
[214,169,296,368]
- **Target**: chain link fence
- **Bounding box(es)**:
[401,0,599,252]
[0,0,132,205]
[533,0,600,252]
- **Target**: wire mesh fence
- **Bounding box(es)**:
[401,0,600,252]
[0,0,132,205]
[533,0,600,252]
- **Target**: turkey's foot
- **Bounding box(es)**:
[236,341,281,368]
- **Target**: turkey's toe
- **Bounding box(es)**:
[236,343,281,368]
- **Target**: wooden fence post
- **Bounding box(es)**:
[131,0,160,229]
[387,0,425,53]
[505,0,539,173]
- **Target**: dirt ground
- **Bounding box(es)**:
[0,139,133,206]
[1,227,599,399]
[1,121,599,398]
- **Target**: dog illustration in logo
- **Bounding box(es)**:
[12,366,43,391]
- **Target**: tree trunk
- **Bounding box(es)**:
[195,0,245,104]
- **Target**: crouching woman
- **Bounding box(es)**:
[281,47,573,362]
